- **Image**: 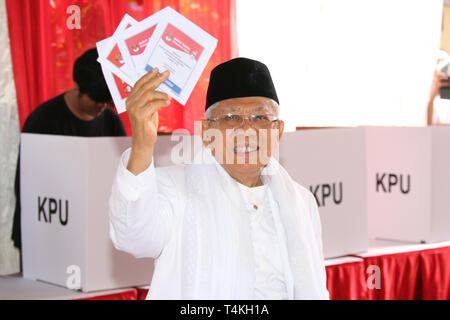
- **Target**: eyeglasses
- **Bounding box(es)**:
[207,113,279,129]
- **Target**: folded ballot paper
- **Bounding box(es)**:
[96,7,218,113]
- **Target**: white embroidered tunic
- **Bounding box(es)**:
[237,183,289,299]
[109,148,329,300]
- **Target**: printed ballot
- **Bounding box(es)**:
[96,7,217,113]
[139,8,218,105]
[144,23,204,96]
[116,7,170,77]
[97,38,134,114]
[96,15,138,113]
[97,14,138,87]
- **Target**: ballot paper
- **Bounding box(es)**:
[140,7,218,105]
[97,38,133,114]
[96,7,217,113]
[97,14,138,86]
[96,14,138,113]
[116,7,171,80]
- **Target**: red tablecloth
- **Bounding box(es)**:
[419,246,450,299]
[137,287,149,300]
[78,288,138,300]
[70,244,449,300]
[134,245,450,300]
[326,245,450,300]
[326,260,367,300]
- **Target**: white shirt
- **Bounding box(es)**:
[109,148,328,299]
[237,183,289,299]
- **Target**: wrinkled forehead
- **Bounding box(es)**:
[212,96,279,116]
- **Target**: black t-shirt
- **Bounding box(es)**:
[12,93,127,249]
[21,93,126,136]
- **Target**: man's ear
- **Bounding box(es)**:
[201,119,211,147]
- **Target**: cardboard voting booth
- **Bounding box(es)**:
[279,128,368,259]
[152,133,203,167]
[21,129,370,291]
[366,126,450,243]
[21,134,154,292]
[154,131,369,259]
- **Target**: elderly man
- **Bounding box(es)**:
[109,58,329,300]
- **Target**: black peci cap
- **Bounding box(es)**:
[205,57,279,110]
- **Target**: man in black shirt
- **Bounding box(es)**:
[12,48,127,251]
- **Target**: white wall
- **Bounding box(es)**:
[236,0,443,131]
[0,0,20,275]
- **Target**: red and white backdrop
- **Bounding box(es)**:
[5,0,238,135]
[0,0,237,275]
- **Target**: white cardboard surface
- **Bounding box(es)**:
[279,128,369,259]
[366,126,450,243]
[20,134,153,292]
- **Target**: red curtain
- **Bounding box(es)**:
[6,0,238,135]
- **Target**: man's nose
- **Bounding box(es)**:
[234,124,258,142]
[241,118,252,130]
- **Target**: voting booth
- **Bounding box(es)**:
[152,133,202,167]
[366,126,450,243]
[21,130,369,291]
[21,134,154,292]
[279,128,368,259]
[154,131,370,259]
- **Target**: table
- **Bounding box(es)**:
[0,274,138,300]
[325,239,450,300]
[1,240,449,300]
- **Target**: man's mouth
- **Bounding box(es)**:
[233,145,259,153]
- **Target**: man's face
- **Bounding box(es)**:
[202,96,284,176]
[78,93,111,118]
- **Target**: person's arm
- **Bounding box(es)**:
[427,69,440,125]
[126,68,171,175]
[109,68,174,258]
[114,114,127,137]
[11,151,21,249]
[427,96,434,126]
[109,148,178,258]
[11,113,39,250]
[427,66,450,125]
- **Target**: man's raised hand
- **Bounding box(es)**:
[126,68,171,175]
